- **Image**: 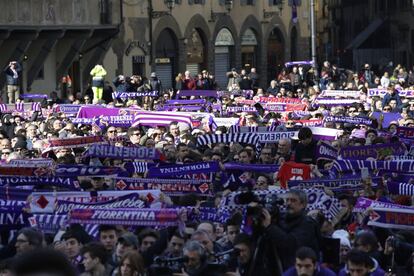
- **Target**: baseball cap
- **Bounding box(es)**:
[150,72,157,77]
[118,232,138,249]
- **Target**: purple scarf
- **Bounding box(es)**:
[224,162,279,173]
[45,136,105,152]
[339,142,407,160]
[324,115,373,126]
[112,91,158,99]
[55,165,123,177]
[55,193,146,215]
[288,177,381,191]
[285,60,314,67]
[114,177,212,196]
[85,144,163,160]
[148,162,220,178]
[69,208,181,227]
[0,176,79,189]
[315,142,338,160]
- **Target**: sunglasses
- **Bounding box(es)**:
[2,152,11,155]
[383,108,391,111]
[108,130,117,133]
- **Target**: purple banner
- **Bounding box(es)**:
[112,91,158,99]
[21,94,48,99]
[114,177,212,196]
[368,208,414,230]
[0,207,27,229]
[285,60,314,67]
[55,193,146,214]
[324,115,373,126]
[315,142,338,160]
[397,126,414,139]
[339,142,407,160]
[176,90,218,98]
[371,112,402,128]
[0,176,79,189]
[69,208,181,227]
[288,177,381,191]
[148,162,220,178]
[224,163,279,173]
[85,144,163,160]
[55,165,123,177]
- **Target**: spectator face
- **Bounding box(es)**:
[140,236,157,253]
[27,126,38,138]
[169,125,180,137]
[120,257,134,276]
[15,233,33,254]
[0,139,10,150]
[1,149,11,160]
[389,100,397,109]
[234,243,251,265]
[99,229,117,252]
[197,223,215,241]
[116,242,134,260]
[191,233,213,254]
[168,236,185,257]
[129,130,141,145]
[295,257,316,276]
[107,127,118,139]
[53,120,63,131]
[184,250,202,272]
[260,148,273,163]
[285,193,305,215]
[346,261,370,276]
[255,176,269,191]
[65,238,82,259]
[238,151,251,164]
[177,146,190,159]
[226,225,239,244]
[82,252,98,272]
[84,96,91,104]
[277,140,290,154]
[340,245,350,264]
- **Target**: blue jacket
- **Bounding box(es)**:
[283,264,336,276]
[4,62,22,85]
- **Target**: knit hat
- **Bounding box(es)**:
[14,139,27,150]
[332,229,351,248]
[118,232,138,249]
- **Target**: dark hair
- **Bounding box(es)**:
[346,249,374,268]
[298,127,313,140]
[127,126,142,137]
[17,227,43,248]
[99,225,117,235]
[365,129,378,138]
[120,251,146,276]
[296,247,317,263]
[233,233,253,248]
[11,248,77,276]
[225,213,242,230]
[354,231,378,251]
[61,229,85,244]
[81,242,108,264]
[287,189,308,205]
[138,228,159,245]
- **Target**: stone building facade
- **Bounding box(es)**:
[103,0,312,90]
[0,0,121,98]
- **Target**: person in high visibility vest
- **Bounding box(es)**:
[90,64,107,103]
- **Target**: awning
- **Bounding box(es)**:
[346,18,384,50]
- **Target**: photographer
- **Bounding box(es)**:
[261,189,321,271]
[383,233,414,275]
[4,60,22,104]
[172,240,224,276]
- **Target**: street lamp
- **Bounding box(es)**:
[225,0,233,12]
[210,0,233,22]
[166,0,175,13]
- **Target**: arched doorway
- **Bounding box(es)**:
[186,28,207,76]
[267,28,285,84]
[214,28,235,89]
[155,28,178,90]
[291,27,298,61]
[241,28,258,70]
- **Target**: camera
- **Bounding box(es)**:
[387,236,400,248]
[235,191,284,233]
[149,256,187,276]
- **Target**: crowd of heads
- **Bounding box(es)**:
[1,61,414,275]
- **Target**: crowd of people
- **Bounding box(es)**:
[0,59,414,276]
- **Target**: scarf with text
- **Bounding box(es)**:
[112,91,158,99]
[285,60,314,67]
[319,90,361,98]
[339,142,407,160]
[0,176,79,189]
[323,115,373,126]
[44,136,106,152]
[69,208,182,227]
[288,177,381,191]
[315,141,338,161]
[368,89,414,98]
[114,177,212,196]
[148,162,220,178]
[332,159,414,174]
[85,144,163,160]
